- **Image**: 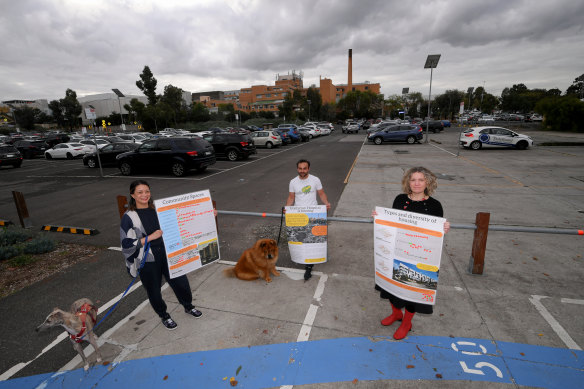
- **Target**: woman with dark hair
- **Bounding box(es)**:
[372,167,450,340]
[120,180,202,330]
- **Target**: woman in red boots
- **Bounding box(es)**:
[373,167,450,340]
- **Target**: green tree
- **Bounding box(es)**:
[565,73,584,98]
[14,106,37,131]
[434,90,465,119]
[48,89,82,131]
[306,87,322,120]
[337,90,383,118]
[136,66,158,106]
[278,92,294,120]
[190,102,210,122]
[161,84,186,126]
[535,96,584,132]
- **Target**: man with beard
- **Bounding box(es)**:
[286,159,331,280]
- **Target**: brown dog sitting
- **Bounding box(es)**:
[224,239,280,282]
[36,298,102,371]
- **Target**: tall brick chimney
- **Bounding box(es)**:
[348,49,353,92]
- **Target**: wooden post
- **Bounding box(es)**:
[213,200,218,233]
[12,191,32,228]
[469,212,490,274]
[117,195,128,220]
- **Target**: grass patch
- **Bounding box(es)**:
[8,254,40,267]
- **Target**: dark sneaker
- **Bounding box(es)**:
[162,317,178,330]
[185,307,202,318]
[304,265,313,281]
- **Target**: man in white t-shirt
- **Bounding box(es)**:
[286,159,331,280]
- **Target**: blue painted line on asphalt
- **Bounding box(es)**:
[1,335,582,389]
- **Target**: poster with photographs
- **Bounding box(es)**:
[373,206,445,305]
[285,205,327,264]
[155,190,220,278]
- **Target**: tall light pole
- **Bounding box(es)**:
[112,89,125,132]
[424,54,441,143]
[467,87,474,113]
[307,99,311,121]
[480,81,485,112]
[402,87,409,120]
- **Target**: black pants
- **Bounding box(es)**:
[139,256,193,319]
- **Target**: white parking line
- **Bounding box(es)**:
[529,295,581,350]
[561,298,584,305]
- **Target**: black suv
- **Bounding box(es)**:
[202,132,256,161]
[0,144,23,168]
[12,140,47,158]
[419,120,444,133]
[116,137,216,177]
[44,133,70,148]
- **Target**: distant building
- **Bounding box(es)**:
[1,99,51,115]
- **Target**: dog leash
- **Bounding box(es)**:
[80,236,150,340]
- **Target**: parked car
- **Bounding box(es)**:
[116,137,216,177]
[44,133,70,148]
[419,120,445,133]
[459,127,533,150]
[298,126,318,138]
[441,120,451,127]
[0,144,23,168]
[83,142,139,168]
[277,125,301,143]
[296,128,311,142]
[79,139,110,151]
[367,124,424,145]
[0,135,12,144]
[478,116,495,124]
[44,143,87,159]
[202,132,257,161]
[273,129,291,145]
[250,130,283,149]
[12,140,47,158]
[342,121,360,133]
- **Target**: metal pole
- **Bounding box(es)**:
[425,67,433,143]
[117,97,124,131]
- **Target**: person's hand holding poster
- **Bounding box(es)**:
[373,206,445,305]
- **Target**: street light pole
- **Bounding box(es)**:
[424,55,441,143]
[112,89,125,132]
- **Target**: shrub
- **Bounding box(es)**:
[0,245,21,261]
[8,254,39,267]
[22,237,56,255]
[0,227,33,247]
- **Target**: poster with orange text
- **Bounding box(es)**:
[155,190,219,278]
[374,206,445,305]
[285,205,327,264]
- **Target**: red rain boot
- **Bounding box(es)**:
[393,310,414,340]
[381,303,403,326]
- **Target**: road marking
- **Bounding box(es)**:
[430,142,458,156]
[561,298,584,305]
[457,155,525,186]
[529,295,581,350]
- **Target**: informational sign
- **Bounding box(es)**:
[373,206,445,305]
[154,190,219,278]
[84,107,96,120]
[459,102,464,114]
[285,205,327,264]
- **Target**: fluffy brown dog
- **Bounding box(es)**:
[224,239,280,282]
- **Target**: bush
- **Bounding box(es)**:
[8,254,39,267]
[0,245,21,261]
[22,237,56,255]
[535,96,584,132]
[0,227,33,247]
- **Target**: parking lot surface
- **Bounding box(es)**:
[1,127,583,388]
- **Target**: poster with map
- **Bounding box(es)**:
[285,205,327,264]
[373,206,445,305]
[154,190,219,278]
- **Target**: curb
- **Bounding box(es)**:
[41,225,100,235]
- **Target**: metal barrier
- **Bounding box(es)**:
[216,209,583,275]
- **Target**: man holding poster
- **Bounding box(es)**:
[286,159,331,281]
[372,167,450,340]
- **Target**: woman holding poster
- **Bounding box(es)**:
[373,167,450,340]
[120,180,203,331]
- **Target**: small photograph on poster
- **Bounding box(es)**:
[392,259,438,290]
[199,238,219,266]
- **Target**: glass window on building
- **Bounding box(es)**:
[256,94,263,98]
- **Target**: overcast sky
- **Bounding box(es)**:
[2,0,583,103]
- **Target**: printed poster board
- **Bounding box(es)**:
[285,205,327,264]
[373,206,445,305]
[154,190,219,278]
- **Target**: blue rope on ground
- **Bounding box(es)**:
[81,237,150,340]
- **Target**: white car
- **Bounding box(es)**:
[79,139,110,151]
[478,115,495,124]
[45,143,87,159]
[460,127,533,150]
[250,130,282,148]
[298,126,318,138]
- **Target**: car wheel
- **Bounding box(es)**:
[516,141,528,150]
[87,158,97,168]
[66,152,73,160]
[470,141,482,150]
[374,137,383,145]
[196,166,207,173]
[45,153,52,160]
[226,149,239,161]
[119,162,133,176]
[266,141,273,149]
[406,136,416,144]
[171,161,186,177]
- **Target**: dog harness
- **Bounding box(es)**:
[70,303,97,343]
